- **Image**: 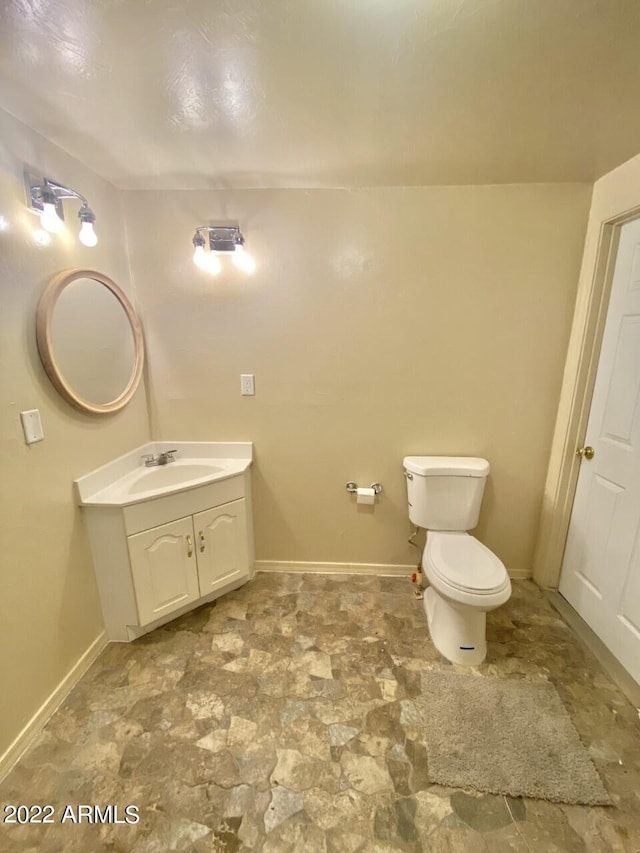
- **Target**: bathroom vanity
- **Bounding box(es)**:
[75,442,254,641]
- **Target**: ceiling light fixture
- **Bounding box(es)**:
[191,226,255,275]
[26,172,98,247]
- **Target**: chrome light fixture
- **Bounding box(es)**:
[191,225,256,275]
[26,172,98,247]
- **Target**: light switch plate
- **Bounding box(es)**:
[20,409,44,444]
[240,374,255,396]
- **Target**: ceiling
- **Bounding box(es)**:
[1,0,640,189]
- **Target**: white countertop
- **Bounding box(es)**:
[75,442,252,507]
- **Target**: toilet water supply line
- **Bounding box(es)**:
[408,526,425,599]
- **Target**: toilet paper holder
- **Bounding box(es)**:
[346,482,383,495]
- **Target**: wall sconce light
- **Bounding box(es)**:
[192,226,256,275]
[25,172,98,247]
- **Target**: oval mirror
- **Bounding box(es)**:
[36,269,144,414]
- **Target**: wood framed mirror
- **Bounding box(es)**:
[36,269,144,414]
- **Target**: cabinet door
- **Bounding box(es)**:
[194,499,250,595]
[128,516,200,626]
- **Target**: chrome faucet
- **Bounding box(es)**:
[141,449,178,467]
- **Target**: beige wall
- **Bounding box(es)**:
[0,117,595,765]
[123,185,591,576]
[0,109,150,761]
[535,151,640,586]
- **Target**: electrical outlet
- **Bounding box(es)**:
[240,374,255,396]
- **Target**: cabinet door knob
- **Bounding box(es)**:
[186,535,193,557]
[199,531,205,552]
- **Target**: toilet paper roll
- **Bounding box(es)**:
[356,487,376,505]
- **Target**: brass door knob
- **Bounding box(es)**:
[576,446,595,460]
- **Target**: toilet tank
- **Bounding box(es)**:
[403,456,490,531]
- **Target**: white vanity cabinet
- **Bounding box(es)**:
[128,498,250,627]
[76,442,254,642]
[128,516,201,627]
[194,500,250,595]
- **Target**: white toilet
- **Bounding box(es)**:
[403,456,511,665]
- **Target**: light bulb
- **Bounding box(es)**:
[79,220,98,247]
[193,244,221,274]
[206,253,222,274]
[232,244,256,274]
[193,244,208,269]
[33,228,51,247]
[40,201,63,234]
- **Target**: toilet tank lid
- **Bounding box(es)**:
[403,456,490,477]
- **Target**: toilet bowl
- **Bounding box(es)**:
[403,455,511,665]
[422,531,511,665]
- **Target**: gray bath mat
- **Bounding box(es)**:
[419,672,611,805]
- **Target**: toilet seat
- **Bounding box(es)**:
[424,532,509,595]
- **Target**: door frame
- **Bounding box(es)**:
[533,191,640,589]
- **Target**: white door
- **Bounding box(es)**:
[194,499,250,595]
[560,217,640,684]
[128,516,201,626]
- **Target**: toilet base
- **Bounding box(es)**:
[424,586,487,666]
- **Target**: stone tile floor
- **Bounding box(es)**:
[1,574,639,852]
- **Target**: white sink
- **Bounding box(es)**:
[126,462,227,495]
[75,442,252,506]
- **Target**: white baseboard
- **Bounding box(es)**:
[255,560,415,576]
[256,560,530,580]
[0,631,108,783]
[507,568,531,579]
